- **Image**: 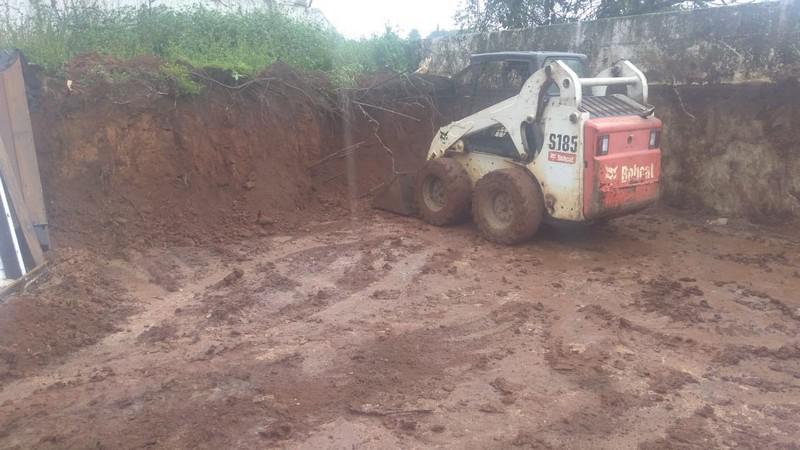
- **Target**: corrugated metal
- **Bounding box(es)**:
[580,94,650,118]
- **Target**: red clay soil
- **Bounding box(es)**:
[0,56,444,382]
[1,209,799,449]
[31,54,442,252]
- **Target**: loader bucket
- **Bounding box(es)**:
[371,172,418,216]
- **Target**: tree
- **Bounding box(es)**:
[455,0,713,31]
[455,0,592,31]
[595,0,710,19]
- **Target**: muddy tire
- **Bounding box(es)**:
[472,168,544,245]
[416,158,472,226]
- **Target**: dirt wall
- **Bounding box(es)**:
[31,57,331,250]
[27,56,441,252]
[653,82,800,221]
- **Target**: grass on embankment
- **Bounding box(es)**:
[0,3,421,89]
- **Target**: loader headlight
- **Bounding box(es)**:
[597,135,609,156]
[649,129,661,149]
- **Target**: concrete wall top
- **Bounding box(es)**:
[420,0,800,85]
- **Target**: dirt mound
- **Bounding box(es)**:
[0,248,133,381]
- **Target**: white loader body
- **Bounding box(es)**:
[427,60,658,222]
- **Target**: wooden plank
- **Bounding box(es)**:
[0,135,44,266]
[2,56,47,229]
[0,76,20,182]
[0,262,47,300]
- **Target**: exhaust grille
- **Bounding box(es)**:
[579,94,652,118]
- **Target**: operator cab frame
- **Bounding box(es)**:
[453,52,588,161]
[461,51,588,111]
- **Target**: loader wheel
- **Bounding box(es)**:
[416,158,472,226]
[472,168,544,245]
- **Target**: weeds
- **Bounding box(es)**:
[0,1,421,87]
[160,63,204,96]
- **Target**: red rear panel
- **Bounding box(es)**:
[583,116,662,220]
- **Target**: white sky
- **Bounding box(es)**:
[313,0,461,38]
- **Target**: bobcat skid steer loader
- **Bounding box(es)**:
[374,52,662,244]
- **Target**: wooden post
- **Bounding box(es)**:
[0,73,20,182]
[0,134,44,267]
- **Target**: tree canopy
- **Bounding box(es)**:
[454,0,714,31]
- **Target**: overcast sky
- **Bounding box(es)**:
[313,0,461,38]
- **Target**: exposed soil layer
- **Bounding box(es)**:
[1,209,799,449]
[30,55,445,252]
[652,81,800,222]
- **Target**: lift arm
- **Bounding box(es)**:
[427,60,650,160]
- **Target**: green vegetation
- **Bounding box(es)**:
[0,2,421,87]
[455,0,714,31]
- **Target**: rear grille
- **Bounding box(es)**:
[579,94,652,118]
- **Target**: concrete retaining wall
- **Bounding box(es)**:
[420,0,800,220]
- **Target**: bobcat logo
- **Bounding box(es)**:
[605,166,619,181]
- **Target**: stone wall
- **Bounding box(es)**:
[420,1,800,220]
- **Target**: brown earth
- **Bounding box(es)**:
[1,209,799,449]
[1,58,799,449]
[29,54,446,251]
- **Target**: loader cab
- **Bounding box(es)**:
[459,51,588,114]
[454,51,588,160]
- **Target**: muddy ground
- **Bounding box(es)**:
[1,206,798,449]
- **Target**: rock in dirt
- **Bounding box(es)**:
[89,366,115,382]
[490,377,522,395]
[399,420,417,432]
[694,405,716,418]
[478,402,504,414]
[258,423,292,440]
[370,289,401,300]
[348,403,433,416]
[648,368,698,394]
[215,268,244,288]
[512,431,554,448]
[150,273,182,293]
[136,324,177,344]
[256,212,276,226]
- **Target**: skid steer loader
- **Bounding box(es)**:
[373,52,662,244]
